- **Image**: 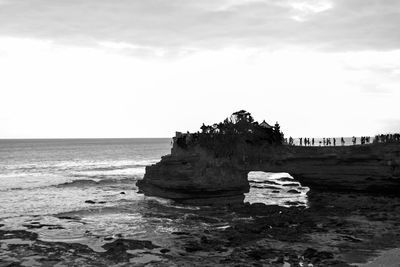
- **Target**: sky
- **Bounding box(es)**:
[0,0,400,138]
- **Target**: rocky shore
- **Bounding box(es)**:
[4,112,400,265]
[2,191,400,266]
[130,117,400,265]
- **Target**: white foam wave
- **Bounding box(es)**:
[1,159,158,173]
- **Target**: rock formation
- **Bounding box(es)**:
[137,112,400,204]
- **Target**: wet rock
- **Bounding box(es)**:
[246,248,277,260]
[340,235,362,243]
[287,189,301,194]
[160,248,170,253]
[120,192,126,194]
[102,239,159,262]
[49,225,65,230]
[200,236,210,244]
[233,203,285,216]
[23,223,64,230]
[56,216,78,220]
[215,246,229,252]
[233,222,267,235]
[38,257,62,264]
[185,242,203,252]
[3,191,400,266]
[0,229,38,240]
[3,262,24,267]
[102,239,159,251]
[172,231,191,236]
[184,214,221,224]
[84,200,96,204]
[303,248,334,264]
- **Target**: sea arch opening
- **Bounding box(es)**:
[245,171,310,207]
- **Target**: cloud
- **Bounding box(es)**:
[0,0,399,53]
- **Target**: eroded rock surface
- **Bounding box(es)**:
[137,140,400,204]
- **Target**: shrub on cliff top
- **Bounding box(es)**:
[176,111,284,157]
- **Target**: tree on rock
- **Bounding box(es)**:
[230,110,254,124]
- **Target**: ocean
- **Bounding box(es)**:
[0,138,308,264]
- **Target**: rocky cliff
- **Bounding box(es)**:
[137,139,400,204]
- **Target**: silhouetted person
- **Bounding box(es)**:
[333,138,336,146]
[323,138,326,146]
[312,138,315,146]
[299,137,303,146]
[352,136,356,145]
[341,137,345,146]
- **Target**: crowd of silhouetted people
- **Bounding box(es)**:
[285,133,400,146]
[374,133,400,143]
[286,137,342,146]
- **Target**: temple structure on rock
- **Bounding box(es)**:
[137,111,400,205]
[259,120,273,129]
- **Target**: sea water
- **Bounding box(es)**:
[0,139,307,251]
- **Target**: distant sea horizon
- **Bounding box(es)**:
[0,136,370,147]
[0,137,171,140]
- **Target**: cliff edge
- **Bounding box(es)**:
[137,111,400,204]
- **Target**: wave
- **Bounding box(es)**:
[0,160,152,191]
[1,159,159,173]
[78,164,146,172]
[56,177,139,188]
[0,175,140,192]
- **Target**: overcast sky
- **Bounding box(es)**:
[1,0,400,138]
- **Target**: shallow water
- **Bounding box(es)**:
[0,138,308,261]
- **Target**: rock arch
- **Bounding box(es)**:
[137,142,400,205]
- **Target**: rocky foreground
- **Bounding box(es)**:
[1,191,400,266]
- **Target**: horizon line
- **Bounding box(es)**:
[0,137,172,140]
